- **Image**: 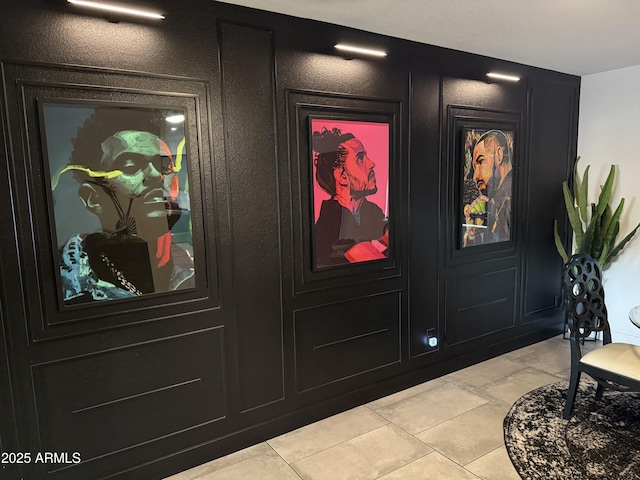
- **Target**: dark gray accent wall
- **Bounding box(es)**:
[219,22,285,413]
[0,1,578,479]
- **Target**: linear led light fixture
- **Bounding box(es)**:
[486,72,520,82]
[67,0,165,20]
[334,44,387,58]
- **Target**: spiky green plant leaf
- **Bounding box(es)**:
[602,199,625,252]
[604,221,640,267]
[591,209,603,260]
[579,203,597,254]
[598,240,610,266]
[594,165,615,220]
[605,221,620,262]
[578,164,590,223]
[562,181,584,248]
[600,203,613,241]
[554,160,638,269]
[554,220,568,263]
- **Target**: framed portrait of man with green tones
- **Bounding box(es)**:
[40,101,195,305]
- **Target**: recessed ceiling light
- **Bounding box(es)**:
[67,0,165,20]
[334,44,387,57]
[487,72,520,82]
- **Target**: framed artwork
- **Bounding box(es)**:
[39,100,196,305]
[309,117,390,269]
[461,127,515,248]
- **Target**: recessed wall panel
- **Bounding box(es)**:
[294,292,401,392]
[219,22,284,411]
[523,87,576,319]
[31,329,226,472]
[445,268,516,345]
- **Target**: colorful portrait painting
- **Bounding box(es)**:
[310,118,390,269]
[461,127,514,247]
[41,102,195,304]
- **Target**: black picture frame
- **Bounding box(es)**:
[1,62,217,342]
[287,90,402,294]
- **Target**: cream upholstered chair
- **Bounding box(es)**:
[562,253,640,420]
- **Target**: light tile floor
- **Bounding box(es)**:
[165,334,598,480]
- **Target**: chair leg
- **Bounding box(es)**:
[563,369,581,420]
[595,383,605,401]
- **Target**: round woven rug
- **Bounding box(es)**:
[503,381,640,480]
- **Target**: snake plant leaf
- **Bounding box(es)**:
[602,198,625,252]
[579,203,598,254]
[554,160,638,269]
[594,164,615,220]
[605,221,620,263]
[600,203,613,240]
[562,181,584,247]
[573,156,581,208]
[604,220,640,268]
[591,209,603,260]
[598,240,610,266]
[553,220,569,263]
[578,164,590,223]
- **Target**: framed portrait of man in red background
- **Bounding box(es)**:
[310,118,390,269]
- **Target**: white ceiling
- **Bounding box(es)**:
[216,0,640,77]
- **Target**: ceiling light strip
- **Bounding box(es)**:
[334,44,387,57]
[487,72,520,82]
[67,0,165,19]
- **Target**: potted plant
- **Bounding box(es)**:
[553,157,640,268]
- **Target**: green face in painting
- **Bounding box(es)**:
[99,130,176,220]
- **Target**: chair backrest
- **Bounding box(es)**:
[562,253,609,340]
